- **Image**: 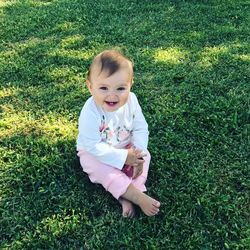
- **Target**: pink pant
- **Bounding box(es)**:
[77,150,151,200]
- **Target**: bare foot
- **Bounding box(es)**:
[137,193,160,216]
[121,184,160,216]
[118,198,135,218]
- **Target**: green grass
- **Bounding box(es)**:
[0,0,249,249]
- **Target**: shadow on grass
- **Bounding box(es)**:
[1,0,249,248]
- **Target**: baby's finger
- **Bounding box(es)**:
[134,148,143,155]
[132,171,137,179]
[132,166,140,178]
[132,172,140,179]
[136,159,145,165]
[132,169,143,179]
[139,151,147,158]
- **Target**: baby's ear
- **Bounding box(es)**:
[86,79,94,95]
[130,79,134,86]
[86,79,92,91]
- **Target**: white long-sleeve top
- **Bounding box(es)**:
[76,92,149,170]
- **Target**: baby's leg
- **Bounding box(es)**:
[78,151,136,217]
[122,184,160,216]
[78,150,132,199]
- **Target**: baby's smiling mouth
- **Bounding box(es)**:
[105,101,118,106]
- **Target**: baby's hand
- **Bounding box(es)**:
[132,162,144,179]
[125,148,145,166]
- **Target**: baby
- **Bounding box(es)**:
[77,50,160,217]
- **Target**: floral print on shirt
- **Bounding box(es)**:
[99,115,134,146]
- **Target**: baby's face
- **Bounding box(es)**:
[87,67,132,112]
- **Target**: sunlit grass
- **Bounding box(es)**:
[197,45,229,69]
[0,86,20,98]
[47,48,93,61]
[60,34,85,48]
[54,21,78,32]
[236,54,250,62]
[153,47,188,64]
[0,0,16,8]
[0,111,77,139]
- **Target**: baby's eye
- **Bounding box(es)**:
[100,87,108,91]
[117,87,126,91]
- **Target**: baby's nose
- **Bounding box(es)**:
[107,90,117,96]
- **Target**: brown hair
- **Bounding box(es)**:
[87,50,133,82]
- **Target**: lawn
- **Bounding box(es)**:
[0,0,249,249]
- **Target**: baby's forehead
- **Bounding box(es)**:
[91,66,131,83]
[90,58,133,82]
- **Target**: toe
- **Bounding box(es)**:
[153,200,160,208]
[128,211,133,218]
[150,207,159,216]
[123,213,128,218]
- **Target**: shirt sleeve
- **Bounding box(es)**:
[77,100,128,170]
[131,94,149,150]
